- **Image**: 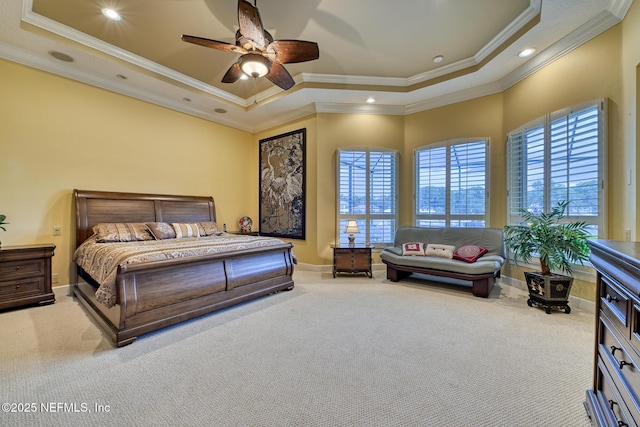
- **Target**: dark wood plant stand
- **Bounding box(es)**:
[524,271,573,314]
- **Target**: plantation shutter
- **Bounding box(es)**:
[449,141,487,222]
[549,105,600,219]
[506,100,604,237]
[337,149,398,246]
[415,140,488,227]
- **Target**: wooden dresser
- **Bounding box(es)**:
[331,244,373,278]
[0,244,56,310]
[585,240,640,426]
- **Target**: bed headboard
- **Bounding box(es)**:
[74,189,216,248]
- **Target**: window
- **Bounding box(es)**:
[337,149,398,247]
[414,139,489,227]
[507,100,606,237]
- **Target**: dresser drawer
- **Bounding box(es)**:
[600,274,630,334]
[599,316,640,420]
[596,356,635,427]
[0,259,44,280]
[0,277,44,297]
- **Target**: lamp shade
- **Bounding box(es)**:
[239,54,271,78]
[344,220,360,234]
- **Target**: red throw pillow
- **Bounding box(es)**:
[402,242,426,256]
[453,243,488,263]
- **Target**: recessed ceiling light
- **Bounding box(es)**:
[433,55,444,63]
[48,51,74,62]
[101,8,122,21]
[214,108,227,114]
[518,48,536,58]
[366,97,376,104]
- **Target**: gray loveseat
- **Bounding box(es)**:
[380,226,506,297]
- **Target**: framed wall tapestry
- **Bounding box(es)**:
[259,128,306,239]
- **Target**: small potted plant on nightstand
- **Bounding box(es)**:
[504,201,591,314]
[0,214,7,247]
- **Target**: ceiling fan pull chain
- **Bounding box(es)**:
[253,77,258,105]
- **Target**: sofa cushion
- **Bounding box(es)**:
[380,249,503,275]
[402,242,426,256]
[453,243,488,263]
[425,243,456,259]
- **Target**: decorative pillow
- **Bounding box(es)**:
[93,223,154,242]
[197,221,220,236]
[453,243,489,263]
[425,243,456,259]
[172,223,200,238]
[146,222,176,240]
[402,242,426,256]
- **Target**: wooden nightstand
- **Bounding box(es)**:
[331,244,373,278]
[0,244,56,310]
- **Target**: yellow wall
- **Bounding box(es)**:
[2,2,639,305]
[404,94,505,227]
[0,59,254,286]
[315,113,405,265]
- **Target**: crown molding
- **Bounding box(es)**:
[499,1,631,90]
[21,0,246,106]
[314,102,405,116]
[404,82,504,115]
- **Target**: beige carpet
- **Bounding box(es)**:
[1,270,594,426]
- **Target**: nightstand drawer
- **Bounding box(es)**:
[0,277,44,297]
[0,259,44,280]
[0,244,55,310]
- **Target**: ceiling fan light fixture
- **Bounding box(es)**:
[239,54,271,78]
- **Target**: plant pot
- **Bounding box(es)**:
[524,271,573,314]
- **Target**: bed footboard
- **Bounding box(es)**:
[75,244,294,347]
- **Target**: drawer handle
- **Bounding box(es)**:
[606,294,620,303]
[619,360,634,370]
[611,346,634,370]
[15,266,21,270]
[608,400,629,427]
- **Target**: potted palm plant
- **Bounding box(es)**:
[503,201,591,314]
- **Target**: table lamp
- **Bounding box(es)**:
[344,220,360,244]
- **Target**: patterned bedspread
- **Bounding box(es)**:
[73,233,288,308]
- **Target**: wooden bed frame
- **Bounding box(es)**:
[73,189,295,347]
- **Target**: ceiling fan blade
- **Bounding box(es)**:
[238,0,266,50]
[267,62,295,90]
[181,35,247,54]
[268,40,320,64]
[222,62,244,83]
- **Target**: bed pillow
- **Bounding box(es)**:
[453,243,489,263]
[425,243,456,259]
[197,221,221,236]
[146,222,176,240]
[93,223,154,242]
[172,223,200,238]
[402,242,426,256]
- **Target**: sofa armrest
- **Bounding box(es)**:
[382,246,403,256]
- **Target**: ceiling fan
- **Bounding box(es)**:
[181,0,319,90]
